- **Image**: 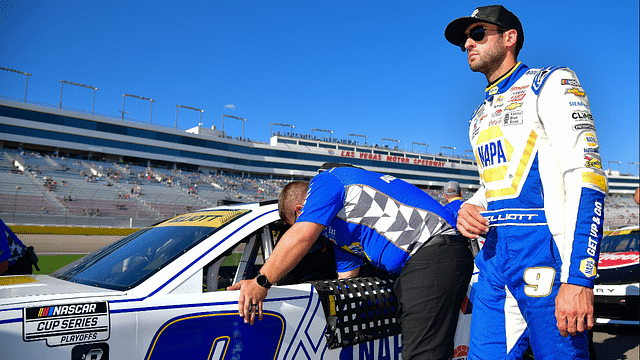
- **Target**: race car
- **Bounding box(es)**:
[0,201,476,360]
[594,226,639,326]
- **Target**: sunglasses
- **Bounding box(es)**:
[459,26,505,51]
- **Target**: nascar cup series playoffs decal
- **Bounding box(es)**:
[23,302,110,346]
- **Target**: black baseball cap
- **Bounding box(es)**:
[445,5,524,52]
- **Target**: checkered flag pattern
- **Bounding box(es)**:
[338,184,448,255]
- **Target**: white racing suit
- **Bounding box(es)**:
[465,62,607,359]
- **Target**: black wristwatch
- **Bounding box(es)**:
[256,272,272,289]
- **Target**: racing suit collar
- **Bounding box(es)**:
[484,62,528,99]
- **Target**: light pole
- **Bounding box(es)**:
[270,123,295,136]
[412,142,428,153]
[0,67,32,103]
[222,114,247,139]
[607,160,621,173]
[13,185,21,223]
[175,105,204,129]
[59,80,98,113]
[348,133,368,145]
[439,146,456,157]
[311,128,333,139]
[382,138,400,149]
[122,93,155,123]
[465,149,474,159]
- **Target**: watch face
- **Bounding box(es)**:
[257,274,271,288]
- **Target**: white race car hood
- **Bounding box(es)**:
[0,275,123,307]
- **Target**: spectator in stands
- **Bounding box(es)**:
[0,218,38,275]
[443,181,464,222]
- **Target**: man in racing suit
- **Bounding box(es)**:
[445,5,607,359]
[230,167,474,360]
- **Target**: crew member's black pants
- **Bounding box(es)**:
[394,235,474,360]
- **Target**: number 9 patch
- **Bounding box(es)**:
[523,267,555,297]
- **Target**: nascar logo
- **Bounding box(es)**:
[36,304,98,317]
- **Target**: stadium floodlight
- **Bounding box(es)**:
[270,123,294,136]
[0,66,32,103]
[439,146,456,157]
[176,105,204,129]
[222,114,247,139]
[382,138,400,149]
[59,80,98,114]
[412,142,428,153]
[122,93,155,123]
[311,128,333,139]
[465,149,474,159]
[348,133,368,145]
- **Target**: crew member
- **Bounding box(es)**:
[443,180,464,221]
[230,166,474,360]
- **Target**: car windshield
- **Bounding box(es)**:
[51,209,251,290]
[600,230,639,253]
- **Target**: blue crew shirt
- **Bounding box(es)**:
[296,167,457,274]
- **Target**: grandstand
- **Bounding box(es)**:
[2,147,636,230]
[0,97,638,229]
[0,149,280,227]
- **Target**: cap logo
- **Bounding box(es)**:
[471,9,479,17]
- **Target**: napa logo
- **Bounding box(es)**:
[339,335,402,360]
[580,257,597,278]
[584,132,598,147]
[342,242,365,257]
[475,127,513,183]
[476,139,511,168]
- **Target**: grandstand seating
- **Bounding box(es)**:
[1,149,637,230]
[0,149,286,226]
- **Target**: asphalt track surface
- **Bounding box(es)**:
[23,235,640,359]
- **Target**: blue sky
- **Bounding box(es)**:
[1,1,638,176]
